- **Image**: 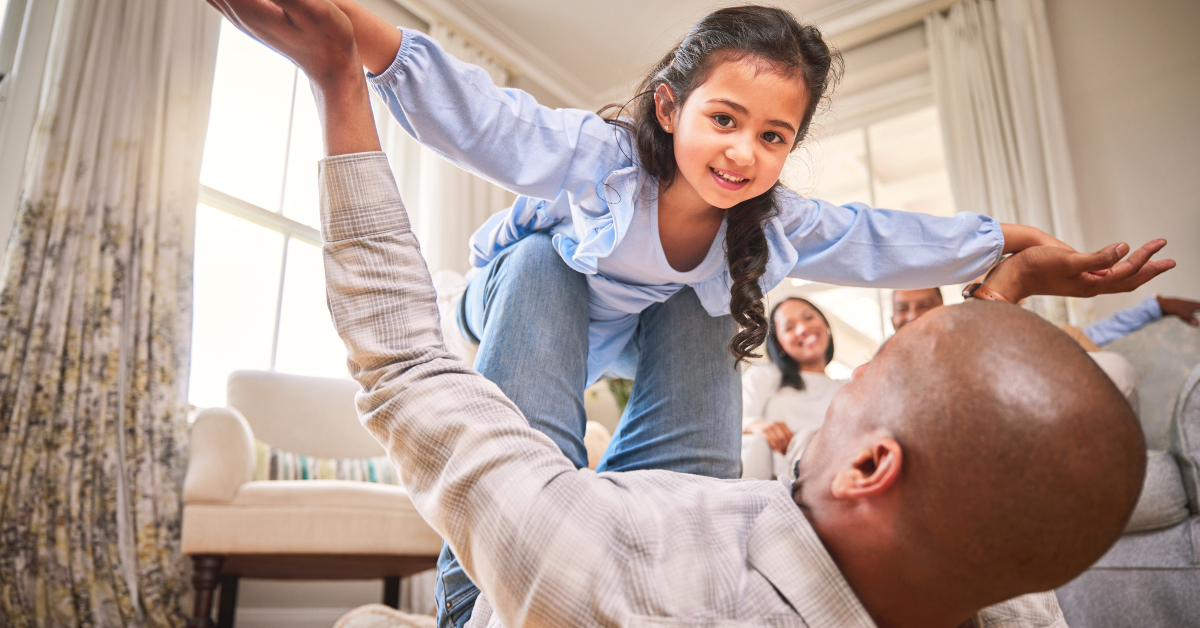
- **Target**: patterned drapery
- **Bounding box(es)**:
[0,0,218,624]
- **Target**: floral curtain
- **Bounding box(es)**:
[0,0,219,624]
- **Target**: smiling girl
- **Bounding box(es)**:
[297,3,1066,624]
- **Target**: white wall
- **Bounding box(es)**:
[1046,0,1200,318]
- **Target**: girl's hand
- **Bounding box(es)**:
[206,0,360,90]
[982,239,1175,303]
[1000,223,1074,255]
[744,420,794,454]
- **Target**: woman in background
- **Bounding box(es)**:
[741,297,844,480]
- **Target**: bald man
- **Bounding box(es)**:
[892,287,944,331]
[205,1,1176,626]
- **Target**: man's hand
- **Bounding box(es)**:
[206,0,381,156]
[744,420,794,454]
[1157,296,1200,327]
[983,240,1175,303]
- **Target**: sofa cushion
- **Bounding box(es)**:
[1125,450,1189,533]
[181,480,442,555]
[254,439,398,484]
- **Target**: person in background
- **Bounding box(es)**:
[891,287,944,332]
[1084,295,1200,345]
[741,297,843,480]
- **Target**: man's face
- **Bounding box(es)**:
[795,309,937,503]
[891,288,943,332]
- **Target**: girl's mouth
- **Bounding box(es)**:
[710,167,750,191]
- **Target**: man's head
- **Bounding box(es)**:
[795,302,1145,624]
[891,287,944,331]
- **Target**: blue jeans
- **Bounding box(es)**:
[434,234,741,627]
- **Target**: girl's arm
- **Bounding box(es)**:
[328,1,628,205]
[1000,223,1072,254]
[778,194,1005,288]
[327,0,403,75]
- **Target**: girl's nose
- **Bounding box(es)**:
[725,135,755,166]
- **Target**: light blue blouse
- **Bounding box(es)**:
[368,29,1004,382]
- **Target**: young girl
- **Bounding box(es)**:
[321,2,1065,624]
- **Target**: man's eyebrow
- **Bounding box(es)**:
[706,99,797,134]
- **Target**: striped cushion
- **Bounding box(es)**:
[253,440,398,485]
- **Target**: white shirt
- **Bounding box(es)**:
[743,365,846,434]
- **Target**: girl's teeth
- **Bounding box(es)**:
[715,169,745,182]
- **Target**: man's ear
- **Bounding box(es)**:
[829,436,902,500]
[654,84,677,133]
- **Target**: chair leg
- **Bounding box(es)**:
[217,575,239,628]
[187,555,224,628]
[383,576,400,609]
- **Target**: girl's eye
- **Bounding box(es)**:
[762,132,784,144]
[714,115,734,128]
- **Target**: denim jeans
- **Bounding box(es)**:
[434,233,741,627]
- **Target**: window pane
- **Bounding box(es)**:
[0,0,11,42]
[808,287,886,344]
[784,128,871,207]
[189,205,284,408]
[200,19,296,212]
[274,238,349,379]
[280,72,323,228]
[868,106,956,217]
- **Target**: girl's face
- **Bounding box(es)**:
[773,299,830,371]
[656,57,809,211]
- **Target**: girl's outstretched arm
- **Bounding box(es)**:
[327,0,403,75]
[999,223,1072,254]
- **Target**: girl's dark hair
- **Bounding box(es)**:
[599,5,842,364]
[766,297,835,391]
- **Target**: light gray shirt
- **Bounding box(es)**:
[318,152,1066,628]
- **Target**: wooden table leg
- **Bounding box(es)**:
[187,555,224,628]
[383,576,400,609]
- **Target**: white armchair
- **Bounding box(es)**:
[181,370,442,628]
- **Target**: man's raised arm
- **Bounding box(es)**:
[205,2,589,625]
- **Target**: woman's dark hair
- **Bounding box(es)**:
[599,5,842,364]
[766,297,834,391]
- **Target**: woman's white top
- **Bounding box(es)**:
[742,364,846,435]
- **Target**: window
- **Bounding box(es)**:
[771,106,960,371]
[189,20,415,409]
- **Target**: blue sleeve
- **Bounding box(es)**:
[468,195,568,268]
[776,191,1005,288]
[366,29,629,204]
[1083,296,1162,346]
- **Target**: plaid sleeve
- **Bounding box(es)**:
[319,152,601,628]
[974,591,1068,627]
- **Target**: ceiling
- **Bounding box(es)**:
[406,0,896,107]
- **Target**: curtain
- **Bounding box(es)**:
[0,0,219,624]
[927,0,1089,324]
[409,23,516,276]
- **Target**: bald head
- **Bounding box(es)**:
[797,302,1145,619]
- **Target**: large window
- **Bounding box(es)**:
[190,21,391,409]
[770,104,961,373]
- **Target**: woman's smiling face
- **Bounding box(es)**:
[773,299,830,371]
[656,56,809,211]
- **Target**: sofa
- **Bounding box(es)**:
[1055,318,1200,627]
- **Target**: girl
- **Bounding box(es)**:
[319,3,1068,625]
[742,297,843,481]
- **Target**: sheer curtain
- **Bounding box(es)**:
[927,0,1088,324]
[401,22,516,276]
[0,0,219,623]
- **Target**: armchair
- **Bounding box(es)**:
[181,370,442,628]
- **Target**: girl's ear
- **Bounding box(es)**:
[654,84,678,133]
